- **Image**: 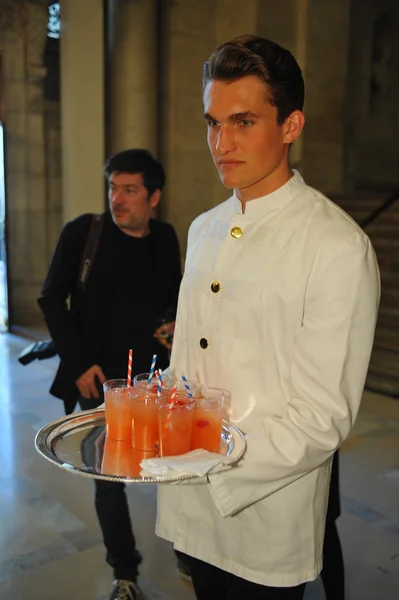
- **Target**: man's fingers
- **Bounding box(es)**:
[94,366,107,384]
[88,378,100,398]
[78,382,90,399]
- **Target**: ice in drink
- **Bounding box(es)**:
[130,390,159,451]
[158,396,195,456]
[104,379,131,440]
[191,389,224,453]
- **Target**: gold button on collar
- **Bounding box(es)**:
[231,226,243,239]
[211,281,220,293]
[199,337,208,349]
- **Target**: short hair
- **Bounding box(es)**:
[202,35,305,125]
[104,149,166,195]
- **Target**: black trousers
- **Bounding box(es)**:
[79,396,142,581]
[321,451,345,600]
[181,554,306,600]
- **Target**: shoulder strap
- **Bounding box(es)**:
[77,214,104,291]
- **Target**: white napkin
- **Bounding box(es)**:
[140,449,233,478]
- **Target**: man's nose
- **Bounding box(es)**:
[216,125,236,154]
[111,188,124,204]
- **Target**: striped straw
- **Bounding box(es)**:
[181,374,192,398]
[163,385,177,433]
[127,349,133,386]
[157,369,163,397]
[148,354,157,383]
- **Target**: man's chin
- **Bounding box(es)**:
[112,213,129,226]
[218,173,241,190]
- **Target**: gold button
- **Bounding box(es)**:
[231,226,243,239]
[211,281,220,293]
[200,337,208,349]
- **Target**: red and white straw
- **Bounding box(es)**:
[127,349,133,386]
[163,385,177,432]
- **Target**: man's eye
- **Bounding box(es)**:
[239,119,253,127]
[208,120,219,128]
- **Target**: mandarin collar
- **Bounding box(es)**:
[230,170,306,219]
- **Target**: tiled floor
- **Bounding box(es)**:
[0,332,398,599]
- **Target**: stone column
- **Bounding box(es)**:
[107,0,157,155]
[159,0,259,258]
[60,0,105,223]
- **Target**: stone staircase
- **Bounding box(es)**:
[332,191,399,397]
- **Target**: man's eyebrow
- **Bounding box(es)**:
[230,111,259,121]
[109,182,139,189]
[203,111,260,121]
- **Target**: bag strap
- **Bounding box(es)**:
[77,214,104,291]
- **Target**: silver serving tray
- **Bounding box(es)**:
[35,408,246,483]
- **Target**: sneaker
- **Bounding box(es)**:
[177,559,192,582]
[109,579,144,600]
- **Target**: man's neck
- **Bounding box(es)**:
[118,223,151,238]
[236,166,294,212]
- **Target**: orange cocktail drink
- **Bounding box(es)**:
[158,396,195,456]
[158,380,196,456]
[130,383,161,451]
[103,379,131,440]
[131,373,169,451]
[191,388,225,453]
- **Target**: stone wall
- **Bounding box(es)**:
[0,0,50,326]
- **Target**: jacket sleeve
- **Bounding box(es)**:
[208,232,380,517]
[37,218,96,381]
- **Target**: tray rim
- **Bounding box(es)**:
[34,407,246,484]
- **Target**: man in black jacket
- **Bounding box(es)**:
[38,149,182,600]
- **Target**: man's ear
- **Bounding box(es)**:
[150,189,161,209]
[283,110,305,144]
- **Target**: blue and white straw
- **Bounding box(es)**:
[157,369,163,397]
[181,374,193,398]
[148,354,157,383]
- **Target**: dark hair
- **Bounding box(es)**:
[104,148,166,195]
[202,35,305,125]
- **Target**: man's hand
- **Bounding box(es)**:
[76,364,107,399]
[154,321,175,351]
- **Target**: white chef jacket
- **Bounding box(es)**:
[156,171,380,586]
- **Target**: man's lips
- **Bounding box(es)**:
[218,159,244,165]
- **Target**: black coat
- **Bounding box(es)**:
[38,212,182,414]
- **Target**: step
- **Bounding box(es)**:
[373,328,399,352]
[376,254,399,270]
[370,239,399,259]
[379,288,399,308]
[377,305,399,327]
[366,223,399,237]
[371,237,399,249]
[370,208,399,225]
[380,272,399,293]
[368,348,399,380]
[365,371,399,398]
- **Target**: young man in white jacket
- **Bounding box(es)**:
[156,35,380,599]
